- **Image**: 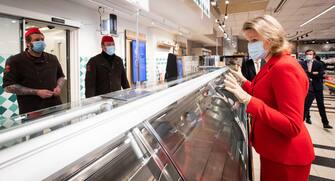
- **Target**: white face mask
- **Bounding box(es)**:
[305,55,313,61]
[248,41,267,60]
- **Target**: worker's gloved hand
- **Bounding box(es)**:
[229,68,247,85]
[224,73,251,105]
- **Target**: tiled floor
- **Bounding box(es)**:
[252,92,335,181]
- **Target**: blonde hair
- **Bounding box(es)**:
[242,15,291,55]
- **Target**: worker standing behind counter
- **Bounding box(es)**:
[3,28,65,114]
[224,15,314,181]
[85,36,130,98]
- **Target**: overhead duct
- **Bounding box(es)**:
[274,0,287,13]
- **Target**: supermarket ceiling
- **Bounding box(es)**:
[220,0,335,40]
[70,0,335,44]
[70,0,217,46]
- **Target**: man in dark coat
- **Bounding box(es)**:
[85,36,130,98]
[241,58,265,81]
[299,49,332,129]
[3,28,65,114]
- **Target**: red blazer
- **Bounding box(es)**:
[243,52,315,165]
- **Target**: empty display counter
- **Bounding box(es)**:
[0,68,250,181]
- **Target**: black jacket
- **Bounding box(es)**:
[85,52,130,98]
[241,59,266,81]
[165,53,178,82]
[299,60,325,92]
[2,51,64,114]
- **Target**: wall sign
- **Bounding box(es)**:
[131,40,147,82]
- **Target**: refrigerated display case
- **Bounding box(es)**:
[0,68,250,181]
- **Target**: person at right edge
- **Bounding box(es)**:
[299,49,332,128]
[223,15,314,181]
[85,36,130,98]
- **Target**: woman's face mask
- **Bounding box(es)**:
[244,29,270,61]
[248,41,266,60]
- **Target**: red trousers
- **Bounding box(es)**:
[260,158,311,181]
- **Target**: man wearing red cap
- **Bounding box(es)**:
[3,27,65,114]
[85,35,130,97]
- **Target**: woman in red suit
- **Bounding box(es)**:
[224,15,315,181]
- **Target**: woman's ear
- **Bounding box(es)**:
[263,39,271,53]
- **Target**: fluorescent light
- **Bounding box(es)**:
[300,4,335,27]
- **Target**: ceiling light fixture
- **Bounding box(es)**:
[225,0,230,4]
[211,0,217,6]
[300,4,335,27]
[274,0,288,13]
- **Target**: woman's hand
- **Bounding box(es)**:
[224,73,251,105]
[229,68,247,85]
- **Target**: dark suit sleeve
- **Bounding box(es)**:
[85,59,96,98]
[311,62,324,80]
[120,60,130,89]
[2,56,19,88]
[241,60,248,80]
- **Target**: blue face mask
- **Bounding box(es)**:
[31,41,46,53]
[248,41,266,60]
[105,45,115,56]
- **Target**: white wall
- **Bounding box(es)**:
[147,28,176,82]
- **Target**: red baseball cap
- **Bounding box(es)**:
[101,35,114,44]
[25,27,43,38]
